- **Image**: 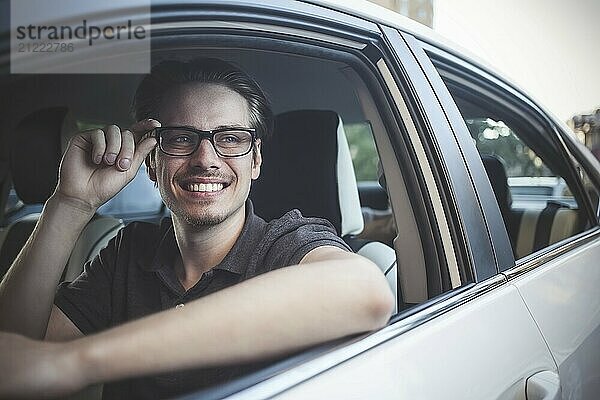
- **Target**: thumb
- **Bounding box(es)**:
[130,136,158,171]
[130,118,161,141]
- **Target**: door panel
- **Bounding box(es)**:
[511,233,600,399]
[272,285,555,399]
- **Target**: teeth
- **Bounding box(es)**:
[187,183,224,192]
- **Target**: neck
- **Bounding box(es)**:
[171,204,246,290]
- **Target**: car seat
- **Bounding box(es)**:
[0,107,123,281]
[481,154,582,259]
[481,155,518,251]
[250,110,398,313]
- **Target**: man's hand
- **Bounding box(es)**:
[0,332,86,399]
[54,119,160,213]
[0,119,159,340]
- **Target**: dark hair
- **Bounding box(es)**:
[133,58,273,140]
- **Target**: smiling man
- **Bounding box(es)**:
[0,58,394,399]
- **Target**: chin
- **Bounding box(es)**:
[181,212,229,227]
[166,193,246,228]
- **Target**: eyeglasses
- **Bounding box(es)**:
[151,126,256,157]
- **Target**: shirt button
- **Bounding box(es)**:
[175,303,185,309]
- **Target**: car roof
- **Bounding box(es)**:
[0,0,582,151]
[314,1,507,71]
[0,0,528,98]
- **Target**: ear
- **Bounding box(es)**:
[145,150,157,182]
[251,139,262,180]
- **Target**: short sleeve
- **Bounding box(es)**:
[263,210,351,269]
[54,233,119,334]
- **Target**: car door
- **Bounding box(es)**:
[214,14,559,400]
[411,29,600,399]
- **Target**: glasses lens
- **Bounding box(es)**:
[160,129,199,155]
[214,130,253,156]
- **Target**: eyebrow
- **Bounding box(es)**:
[175,124,250,131]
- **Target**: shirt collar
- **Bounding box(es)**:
[143,199,266,275]
[214,200,267,274]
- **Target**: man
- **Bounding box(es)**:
[0,58,394,399]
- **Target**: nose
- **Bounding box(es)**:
[189,138,221,169]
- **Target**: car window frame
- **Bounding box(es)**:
[146,3,482,292]
[384,28,499,281]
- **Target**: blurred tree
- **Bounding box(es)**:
[345,122,379,181]
[467,118,553,177]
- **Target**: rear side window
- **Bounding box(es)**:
[436,73,589,259]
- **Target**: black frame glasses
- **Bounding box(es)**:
[151,126,257,158]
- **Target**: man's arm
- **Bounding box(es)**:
[0,194,94,339]
[45,305,84,342]
[0,120,159,340]
[0,247,394,399]
[82,247,393,378]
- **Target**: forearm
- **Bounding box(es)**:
[77,258,393,385]
[0,193,94,338]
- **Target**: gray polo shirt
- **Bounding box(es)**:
[55,200,350,399]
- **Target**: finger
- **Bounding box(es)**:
[116,130,135,171]
[103,125,122,166]
[130,135,158,170]
[88,129,106,165]
[130,118,161,141]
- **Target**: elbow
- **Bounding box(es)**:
[365,282,395,330]
[356,260,395,331]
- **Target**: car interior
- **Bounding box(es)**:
[0,107,124,282]
[0,47,402,278]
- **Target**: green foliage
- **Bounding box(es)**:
[467,118,553,177]
[76,120,105,130]
[345,122,379,181]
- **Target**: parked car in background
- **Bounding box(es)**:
[508,176,574,209]
[1,0,599,398]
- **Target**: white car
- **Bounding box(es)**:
[1,1,599,399]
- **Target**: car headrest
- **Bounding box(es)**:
[10,107,77,204]
[481,154,512,212]
[251,110,363,236]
